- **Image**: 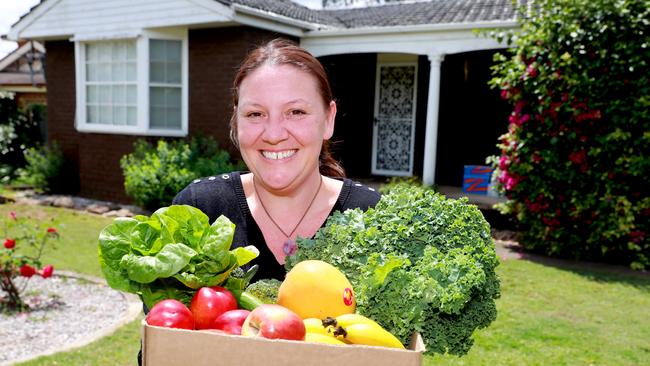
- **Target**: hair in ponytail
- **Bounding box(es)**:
[230,38,345,178]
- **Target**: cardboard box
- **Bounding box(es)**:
[142,321,424,366]
[462,165,494,195]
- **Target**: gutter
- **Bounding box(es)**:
[231,3,331,32]
[304,20,520,37]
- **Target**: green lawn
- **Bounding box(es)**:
[1,203,649,366]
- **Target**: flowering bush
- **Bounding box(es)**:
[1,211,59,311]
[489,0,649,269]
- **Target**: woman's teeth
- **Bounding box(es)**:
[262,150,296,160]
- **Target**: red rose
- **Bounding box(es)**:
[4,238,16,249]
[20,264,37,278]
[39,265,54,279]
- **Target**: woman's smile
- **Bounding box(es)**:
[261,149,297,160]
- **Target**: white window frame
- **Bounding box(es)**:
[74,28,188,136]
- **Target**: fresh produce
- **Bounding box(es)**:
[212,309,251,335]
[304,333,346,345]
[146,299,195,330]
[244,278,282,304]
[98,205,259,309]
[241,304,306,341]
[286,182,501,355]
[322,313,380,329]
[333,323,404,349]
[190,286,238,329]
[303,318,333,336]
[278,260,355,319]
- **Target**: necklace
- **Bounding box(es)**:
[253,175,324,256]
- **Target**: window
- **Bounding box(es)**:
[85,41,137,126]
[75,30,187,136]
[149,39,182,130]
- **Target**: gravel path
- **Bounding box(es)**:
[0,273,141,365]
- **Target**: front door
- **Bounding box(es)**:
[371,61,418,176]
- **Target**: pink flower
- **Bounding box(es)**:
[4,238,16,249]
[514,100,527,114]
[20,265,37,278]
[8,211,17,220]
[499,171,520,191]
[39,265,54,279]
[500,89,509,100]
[569,150,586,165]
[575,109,601,122]
[519,114,530,124]
[499,155,509,170]
[542,216,560,227]
[526,64,538,78]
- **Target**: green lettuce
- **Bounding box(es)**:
[98,205,259,308]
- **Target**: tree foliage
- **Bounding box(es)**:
[489,0,650,269]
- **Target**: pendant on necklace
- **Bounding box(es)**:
[283,239,297,256]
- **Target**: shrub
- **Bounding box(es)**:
[121,137,243,210]
[489,0,650,269]
[0,93,44,179]
[17,142,68,194]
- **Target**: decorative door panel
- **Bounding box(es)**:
[372,63,417,176]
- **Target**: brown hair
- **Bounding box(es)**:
[230,38,345,178]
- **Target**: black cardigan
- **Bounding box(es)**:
[172,171,381,281]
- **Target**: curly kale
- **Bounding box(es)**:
[245,278,282,304]
[285,183,500,356]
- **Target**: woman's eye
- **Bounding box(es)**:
[246,112,263,118]
[289,109,306,116]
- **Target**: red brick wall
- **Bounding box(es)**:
[188,26,288,156]
[44,27,284,204]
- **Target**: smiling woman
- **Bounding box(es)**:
[172,39,381,281]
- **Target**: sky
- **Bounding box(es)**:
[0,0,41,60]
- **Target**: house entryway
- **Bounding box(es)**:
[371,55,418,176]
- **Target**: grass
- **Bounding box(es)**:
[1,202,649,365]
[427,260,650,365]
[0,203,113,278]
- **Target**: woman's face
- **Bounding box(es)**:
[236,64,336,192]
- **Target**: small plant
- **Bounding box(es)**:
[1,211,59,311]
[121,136,244,210]
[16,141,68,193]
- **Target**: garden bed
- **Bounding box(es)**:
[0,272,141,365]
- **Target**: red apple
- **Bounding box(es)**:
[212,309,250,335]
[190,286,238,330]
[146,299,195,330]
[241,304,306,341]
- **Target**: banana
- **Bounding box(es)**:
[303,318,330,336]
[332,313,381,328]
[304,332,347,345]
[337,323,405,349]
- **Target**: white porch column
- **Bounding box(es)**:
[422,53,445,186]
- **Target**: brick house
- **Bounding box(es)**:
[6,0,520,203]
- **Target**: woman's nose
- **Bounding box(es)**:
[262,113,289,144]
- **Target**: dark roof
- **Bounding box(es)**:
[220,0,523,29]
[15,0,523,33]
[218,0,344,26]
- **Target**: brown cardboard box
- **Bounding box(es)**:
[142,321,424,366]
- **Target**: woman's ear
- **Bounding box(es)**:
[324,100,337,140]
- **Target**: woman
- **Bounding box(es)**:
[173,38,380,281]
